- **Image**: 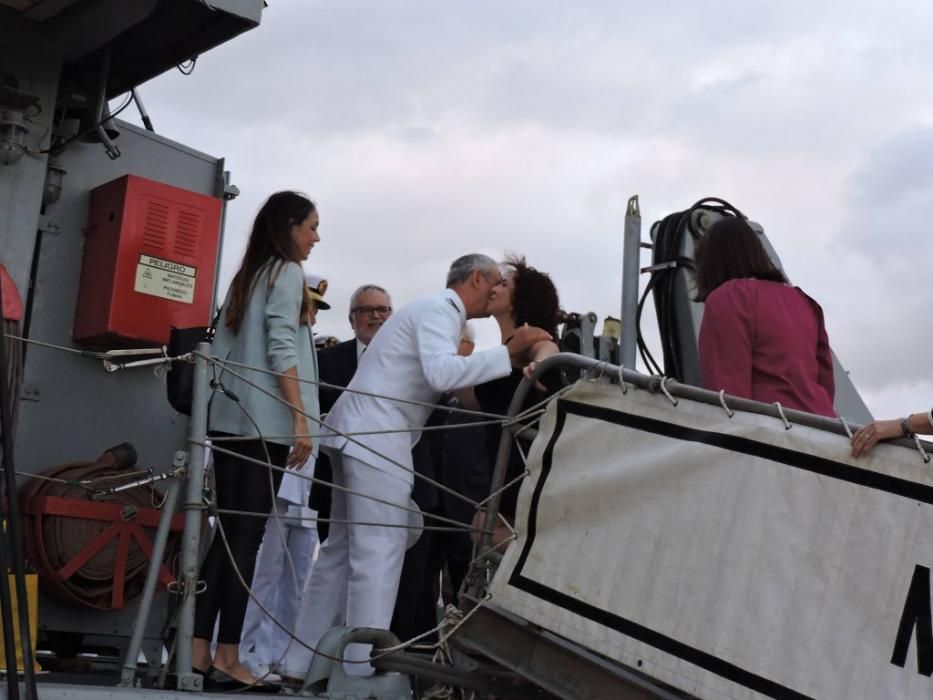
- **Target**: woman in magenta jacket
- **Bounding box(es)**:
[694,217,835,417]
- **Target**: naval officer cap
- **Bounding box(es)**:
[304,272,331,310]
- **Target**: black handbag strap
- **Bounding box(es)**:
[206,305,222,341]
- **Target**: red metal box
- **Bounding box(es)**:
[73,174,222,347]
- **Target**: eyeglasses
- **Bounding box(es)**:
[351,305,392,317]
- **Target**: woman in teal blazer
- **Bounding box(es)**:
[192,191,320,689]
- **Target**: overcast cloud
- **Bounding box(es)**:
[122,0,933,420]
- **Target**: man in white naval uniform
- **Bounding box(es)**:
[281,254,551,679]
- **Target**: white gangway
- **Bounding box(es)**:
[453,353,933,700]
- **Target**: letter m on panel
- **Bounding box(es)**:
[891,565,933,676]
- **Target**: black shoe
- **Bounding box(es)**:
[206,667,282,693]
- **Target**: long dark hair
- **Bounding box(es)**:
[225,191,315,333]
[507,255,560,337]
[693,216,787,301]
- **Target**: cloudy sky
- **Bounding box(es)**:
[123,0,933,421]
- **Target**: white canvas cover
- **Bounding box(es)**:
[488,381,933,699]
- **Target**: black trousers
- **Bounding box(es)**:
[391,511,474,642]
[310,452,333,542]
[193,435,287,644]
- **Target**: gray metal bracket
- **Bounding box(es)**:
[37,214,62,235]
[596,334,617,365]
[290,626,411,699]
[579,312,597,358]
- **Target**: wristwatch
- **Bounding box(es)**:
[900,417,915,438]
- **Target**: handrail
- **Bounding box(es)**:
[477,352,928,555]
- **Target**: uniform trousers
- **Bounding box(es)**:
[240,500,317,670]
[282,453,410,677]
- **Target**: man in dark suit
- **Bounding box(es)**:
[311,284,393,541]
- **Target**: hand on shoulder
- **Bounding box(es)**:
[505,325,552,358]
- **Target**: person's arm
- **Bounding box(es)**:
[506,326,554,361]
[522,339,560,381]
[815,323,835,403]
[803,291,836,404]
[414,302,551,392]
[415,304,509,392]
[275,367,312,467]
[266,263,313,468]
[453,386,481,411]
[851,410,933,457]
[698,283,753,398]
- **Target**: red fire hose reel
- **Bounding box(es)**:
[20,446,184,610]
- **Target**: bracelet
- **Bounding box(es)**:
[900,417,915,438]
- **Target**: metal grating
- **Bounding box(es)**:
[174,208,200,257]
[141,200,169,249]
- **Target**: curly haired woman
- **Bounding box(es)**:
[471,256,561,547]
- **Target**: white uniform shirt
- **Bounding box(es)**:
[323,289,510,479]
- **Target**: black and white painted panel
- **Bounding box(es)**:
[490,381,933,699]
